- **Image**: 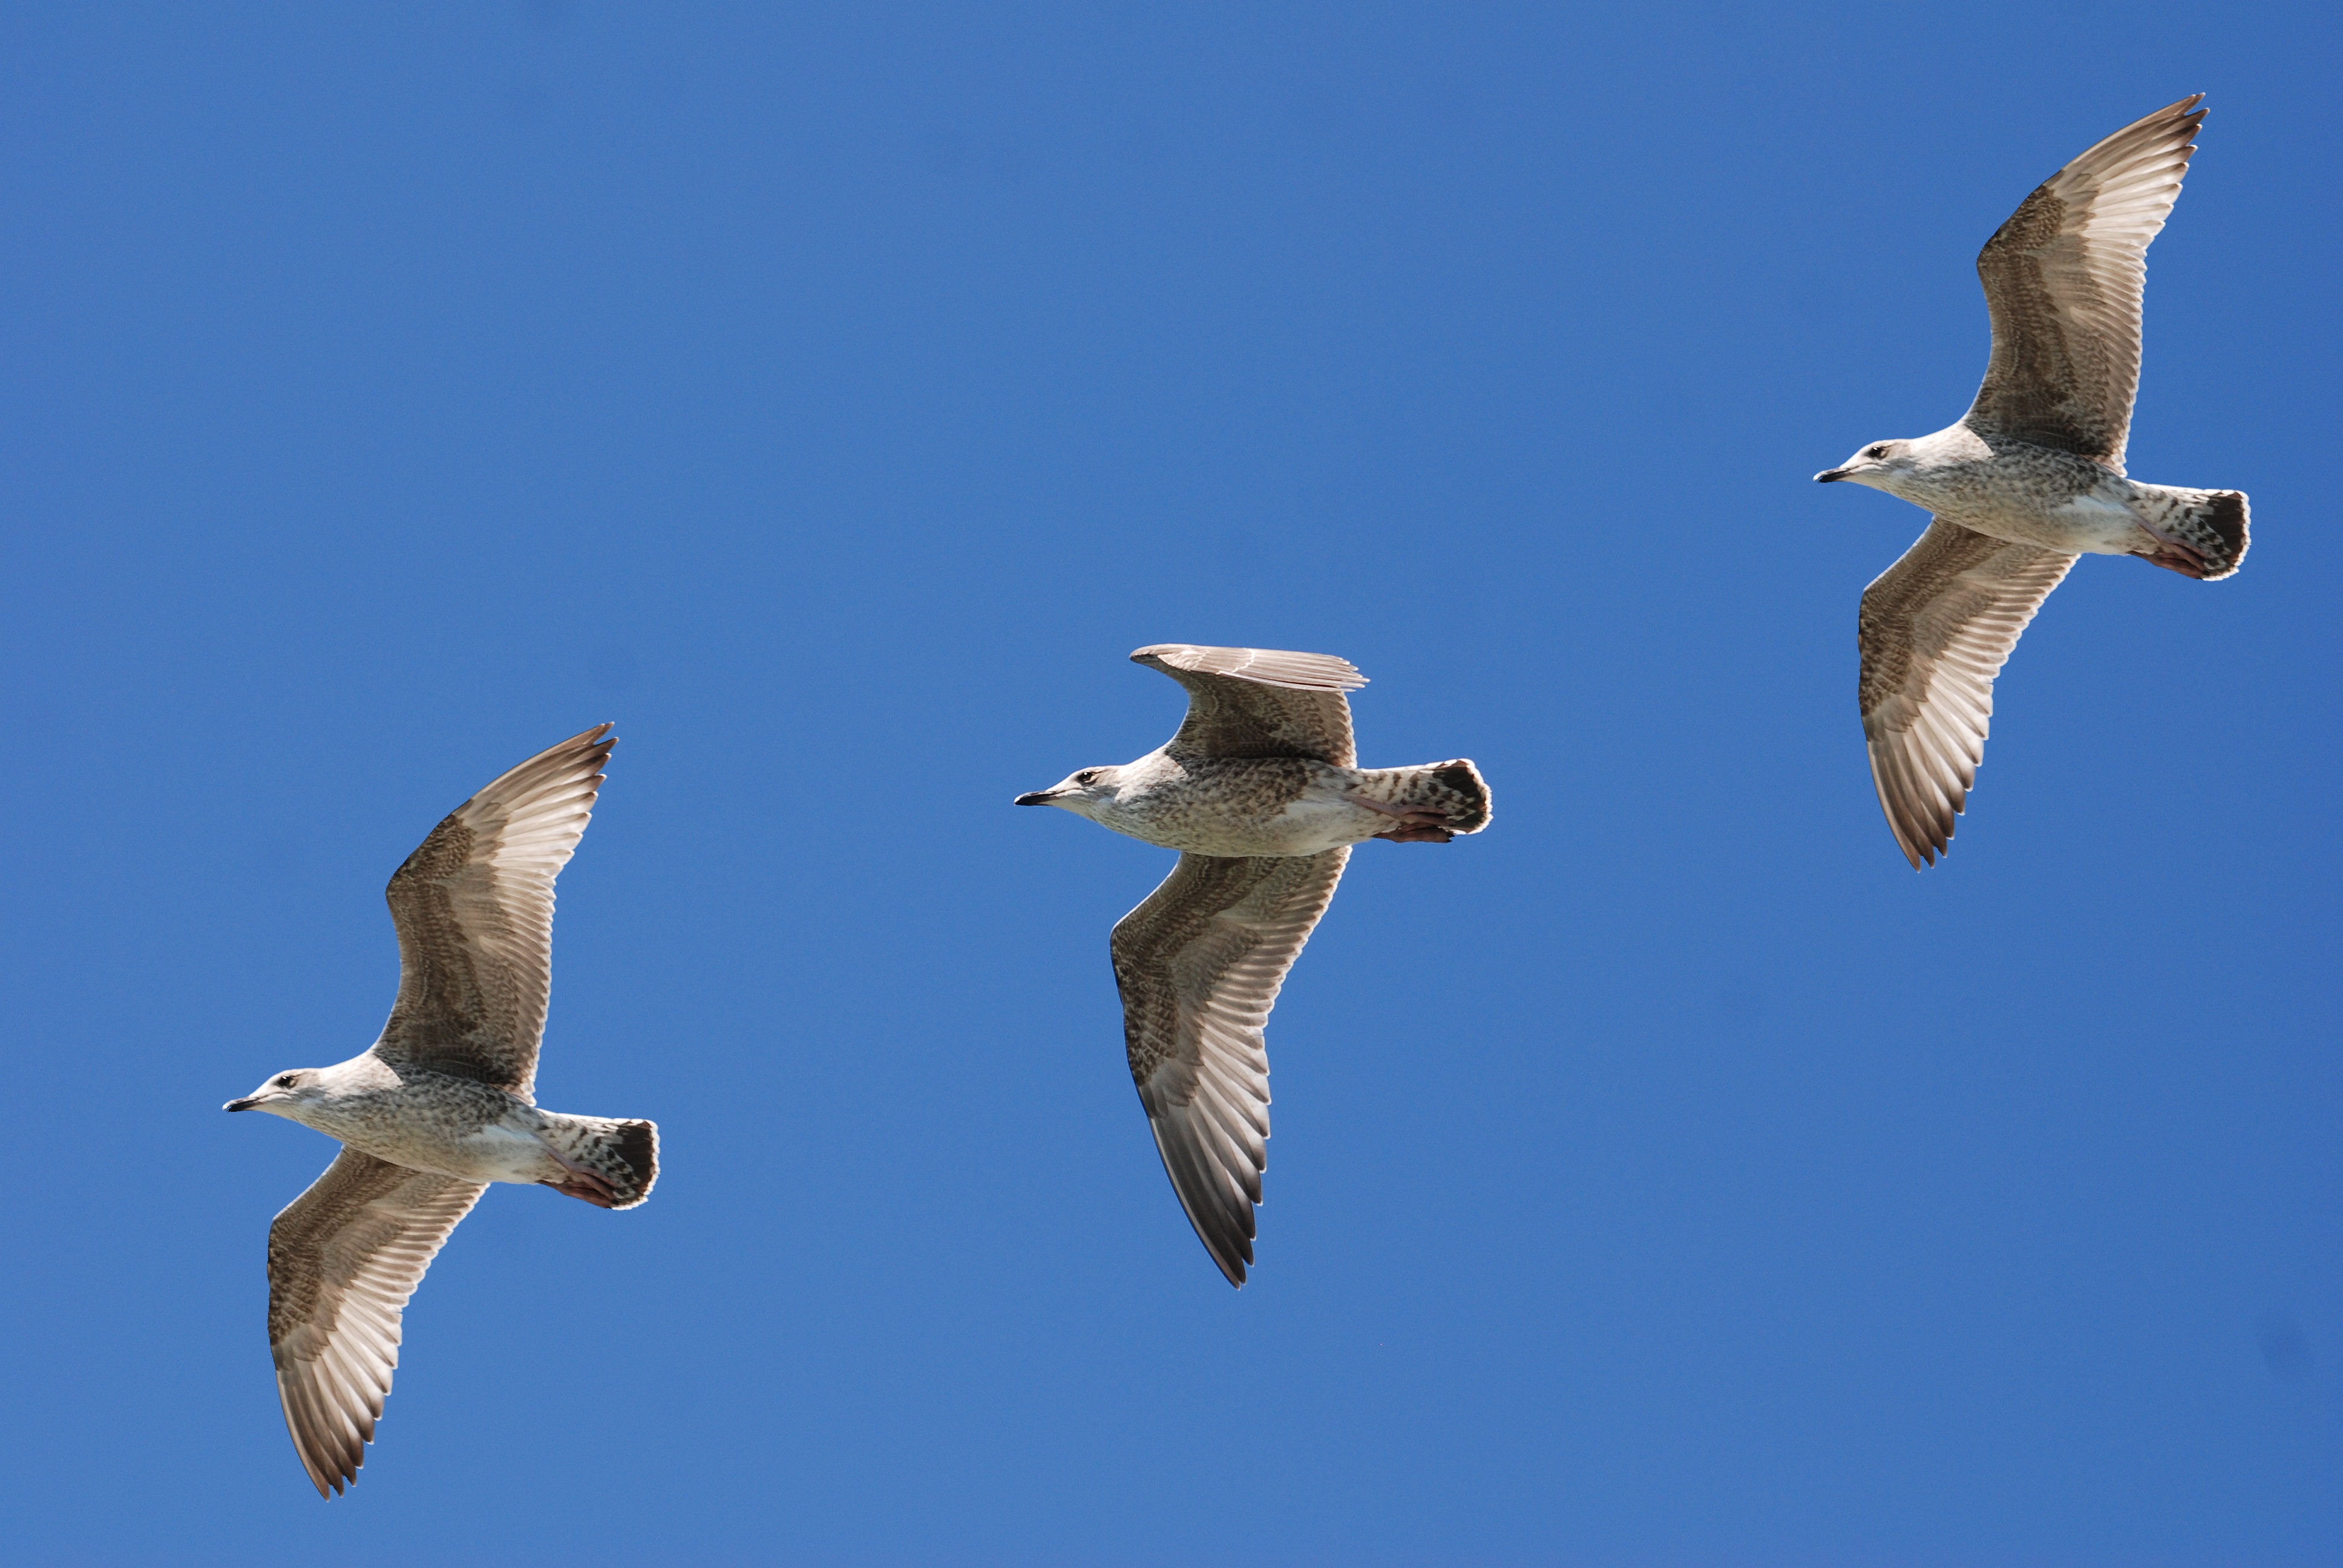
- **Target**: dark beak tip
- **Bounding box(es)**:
[1815,469,1845,483]
[223,1099,252,1112]
[1013,792,1049,806]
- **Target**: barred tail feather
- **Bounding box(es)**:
[2196,490,2249,578]
[606,1119,659,1207]
[1403,759,1493,835]
[2138,485,2249,580]
[545,1115,660,1209]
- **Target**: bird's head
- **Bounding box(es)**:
[1815,439,1915,490]
[224,1068,325,1119]
[1014,765,1123,817]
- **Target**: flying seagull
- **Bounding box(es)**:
[1816,95,2248,867]
[1016,645,1492,1285]
[225,725,657,1496]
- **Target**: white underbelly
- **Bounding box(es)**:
[2040,492,2154,555]
[451,1123,563,1184]
[1936,487,2148,556]
[330,1120,557,1184]
[1257,794,1383,853]
[1122,794,1380,856]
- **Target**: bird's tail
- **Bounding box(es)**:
[2136,486,2249,580]
[541,1115,660,1209]
[1358,759,1493,838]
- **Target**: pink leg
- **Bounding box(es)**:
[2134,524,2213,578]
[539,1150,622,1208]
[1372,824,1455,843]
[1349,794,1457,844]
[2139,543,2212,578]
[544,1177,619,1208]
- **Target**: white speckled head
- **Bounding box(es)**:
[1014,765,1124,818]
[224,1067,327,1119]
[223,1056,385,1125]
[1815,438,1917,491]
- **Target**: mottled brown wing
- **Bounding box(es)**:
[1132,644,1364,766]
[267,1149,486,1498]
[375,725,612,1095]
[1964,96,2204,468]
[1109,848,1349,1287]
[1860,519,2076,868]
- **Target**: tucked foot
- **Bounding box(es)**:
[2139,540,2214,578]
[1350,794,1457,839]
[1372,825,1455,843]
[542,1169,621,1208]
[2131,487,2248,580]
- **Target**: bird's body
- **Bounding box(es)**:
[1841,420,2253,578]
[1072,751,1490,857]
[254,1056,648,1192]
[1851,423,2209,557]
[1816,96,2248,867]
[1018,644,1490,1286]
[225,724,655,1497]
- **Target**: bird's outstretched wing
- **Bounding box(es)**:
[267,1149,486,1497]
[1132,645,1363,766]
[1860,519,2076,867]
[375,725,612,1094]
[1109,848,1349,1286]
[1964,95,2204,468]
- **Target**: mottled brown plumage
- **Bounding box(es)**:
[1110,849,1350,1285]
[1967,98,2203,467]
[1818,97,2250,867]
[228,725,657,1497]
[1019,645,1490,1285]
[266,1152,485,1498]
[1136,644,1362,766]
[377,730,607,1094]
[1858,523,2076,867]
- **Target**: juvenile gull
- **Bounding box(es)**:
[1815,96,2249,867]
[1016,645,1492,1285]
[224,725,657,1497]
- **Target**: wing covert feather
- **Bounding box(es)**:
[1860,520,2075,867]
[1131,645,1363,766]
[1109,849,1349,1286]
[375,725,612,1093]
[267,1149,485,1497]
[1964,96,2204,466]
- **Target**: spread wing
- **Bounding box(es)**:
[1109,849,1349,1287]
[374,725,612,1095]
[1860,519,2076,868]
[267,1149,486,1497]
[1132,644,1363,766]
[1964,95,2204,468]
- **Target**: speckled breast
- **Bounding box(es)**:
[1099,757,1386,857]
[310,1073,560,1185]
[1922,444,2149,555]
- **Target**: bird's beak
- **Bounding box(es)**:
[1814,468,1850,483]
[1013,791,1058,806]
[223,1097,260,1112]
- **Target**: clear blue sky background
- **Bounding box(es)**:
[2,4,2337,1563]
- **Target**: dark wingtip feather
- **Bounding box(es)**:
[1869,739,1953,871]
[1147,1111,1256,1288]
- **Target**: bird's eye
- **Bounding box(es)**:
[276,1074,298,1088]
[1865,445,1890,460]
[1075,770,1100,785]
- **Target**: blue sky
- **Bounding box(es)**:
[2,3,2338,1563]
